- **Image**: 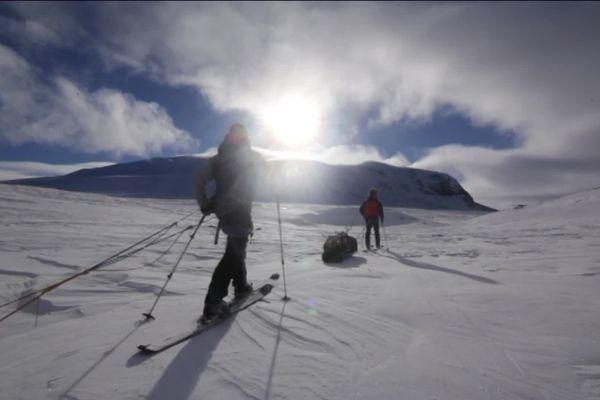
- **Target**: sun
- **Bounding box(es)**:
[258,93,323,147]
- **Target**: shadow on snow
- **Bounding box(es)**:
[265,301,289,400]
[381,249,500,285]
[60,320,147,400]
[323,256,367,269]
[140,318,234,400]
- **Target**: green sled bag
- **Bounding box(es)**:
[322,232,358,263]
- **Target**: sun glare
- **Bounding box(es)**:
[259,94,322,147]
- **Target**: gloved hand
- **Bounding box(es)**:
[201,199,216,215]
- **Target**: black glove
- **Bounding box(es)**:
[201,200,215,215]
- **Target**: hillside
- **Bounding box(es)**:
[4,156,493,211]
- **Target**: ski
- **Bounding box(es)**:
[137,273,279,354]
[362,248,381,253]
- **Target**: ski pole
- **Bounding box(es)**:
[145,225,195,267]
[143,215,206,320]
[214,220,221,245]
[360,225,366,250]
[276,196,291,301]
[0,220,183,324]
[382,222,389,249]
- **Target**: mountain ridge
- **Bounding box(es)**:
[3,155,494,211]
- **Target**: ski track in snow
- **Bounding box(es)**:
[0,184,600,400]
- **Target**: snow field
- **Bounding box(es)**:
[1,184,599,399]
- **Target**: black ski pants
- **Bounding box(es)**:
[365,217,381,249]
[204,235,248,308]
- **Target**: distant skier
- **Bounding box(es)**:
[195,123,263,324]
[359,188,384,249]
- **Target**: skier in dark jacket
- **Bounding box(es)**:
[359,188,384,249]
[195,123,264,323]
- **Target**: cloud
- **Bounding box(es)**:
[0,13,61,45]
[255,144,409,167]
[190,147,218,159]
[4,2,600,205]
[412,145,600,208]
[0,161,113,181]
[310,145,409,167]
[193,144,408,167]
[0,43,197,158]
[83,6,599,147]
[0,2,90,48]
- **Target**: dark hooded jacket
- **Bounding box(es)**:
[196,141,263,236]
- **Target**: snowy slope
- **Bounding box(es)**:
[0,184,599,400]
[3,156,493,211]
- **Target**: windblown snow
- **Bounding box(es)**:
[1,183,599,400]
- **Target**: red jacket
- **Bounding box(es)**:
[360,198,384,222]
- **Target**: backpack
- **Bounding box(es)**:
[322,232,358,263]
[362,199,380,217]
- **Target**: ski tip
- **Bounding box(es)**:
[269,273,280,280]
[138,344,160,354]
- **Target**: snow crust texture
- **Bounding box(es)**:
[1,184,599,400]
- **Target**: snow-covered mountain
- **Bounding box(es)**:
[3,156,493,211]
[0,184,599,399]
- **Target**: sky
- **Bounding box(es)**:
[0,2,599,208]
